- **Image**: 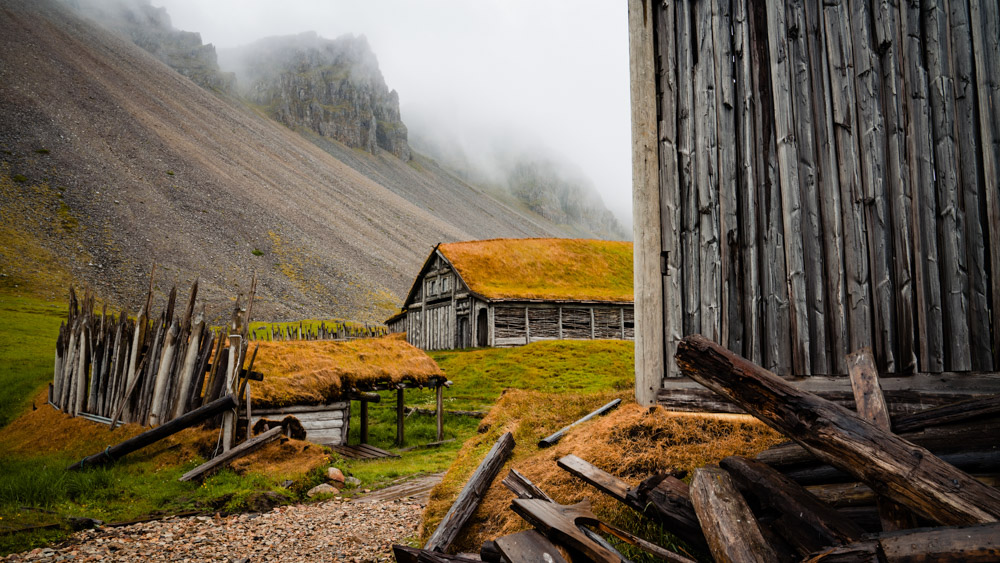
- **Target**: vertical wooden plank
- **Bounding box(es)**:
[629,0,665,403]
[848,0,898,374]
[733,0,761,367]
[360,399,369,444]
[899,0,945,373]
[750,0,791,375]
[713,0,741,356]
[804,0,848,375]
[970,0,1000,369]
[952,0,993,371]
[765,0,811,375]
[396,386,405,446]
[824,0,873,359]
[677,0,700,342]
[875,0,918,374]
[695,0,721,348]
[788,0,830,374]
[436,383,444,442]
[925,0,972,371]
[690,466,780,563]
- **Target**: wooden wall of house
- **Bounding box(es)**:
[630,0,1000,395]
[251,402,350,445]
[492,304,635,347]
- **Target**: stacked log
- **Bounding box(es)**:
[398,335,1000,562]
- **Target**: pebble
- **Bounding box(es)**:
[2,498,424,563]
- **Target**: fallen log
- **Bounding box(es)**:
[892,394,1000,433]
[808,475,1000,508]
[538,398,621,448]
[801,522,1000,562]
[494,529,569,563]
[179,426,283,482]
[689,466,779,563]
[719,456,864,556]
[68,395,236,470]
[675,334,1000,525]
[424,432,514,553]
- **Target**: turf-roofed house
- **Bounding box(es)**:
[249,334,446,455]
[386,238,634,350]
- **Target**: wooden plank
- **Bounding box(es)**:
[801,522,1000,562]
[690,466,779,563]
[252,402,350,415]
[808,475,1000,508]
[970,0,1000,370]
[396,386,405,446]
[675,334,1000,525]
[494,530,569,563]
[148,320,179,427]
[676,0,700,344]
[823,0,873,362]
[629,0,664,400]
[925,0,972,372]
[538,399,621,448]
[436,383,443,442]
[893,395,1000,433]
[424,432,514,552]
[179,426,282,482]
[656,0,683,381]
[847,348,918,531]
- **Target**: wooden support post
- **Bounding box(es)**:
[179,426,282,482]
[847,348,918,531]
[436,383,444,442]
[538,398,621,448]
[424,432,514,553]
[396,386,405,447]
[676,334,1000,525]
[69,395,236,470]
[360,399,369,444]
[690,466,779,563]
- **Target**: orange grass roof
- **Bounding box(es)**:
[439,238,634,302]
[251,334,444,408]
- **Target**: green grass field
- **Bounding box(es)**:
[0,294,65,428]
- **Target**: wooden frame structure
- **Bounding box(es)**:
[629,0,1000,406]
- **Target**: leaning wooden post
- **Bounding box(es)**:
[690,466,779,563]
[846,347,918,532]
[179,425,281,482]
[171,310,204,420]
[436,382,444,442]
[675,334,1000,525]
[425,432,515,552]
[396,385,405,446]
[69,395,236,470]
[221,334,240,452]
[538,399,621,448]
[148,320,179,427]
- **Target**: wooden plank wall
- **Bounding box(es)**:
[643,0,1000,378]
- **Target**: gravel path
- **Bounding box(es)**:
[3,497,424,563]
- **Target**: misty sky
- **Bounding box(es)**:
[153,0,633,230]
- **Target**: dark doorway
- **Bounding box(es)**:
[477,309,488,347]
[457,316,469,349]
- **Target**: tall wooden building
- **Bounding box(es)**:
[387,238,634,350]
[628,0,1000,408]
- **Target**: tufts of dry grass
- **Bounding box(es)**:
[229,437,331,480]
[440,238,633,302]
[251,334,443,408]
[420,390,782,554]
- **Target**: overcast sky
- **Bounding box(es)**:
[153,0,633,229]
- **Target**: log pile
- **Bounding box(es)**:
[50,273,258,430]
[397,334,1000,562]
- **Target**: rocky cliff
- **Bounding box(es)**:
[219,33,411,161]
[72,0,235,93]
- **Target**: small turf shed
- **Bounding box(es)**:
[386,238,635,351]
[248,334,445,445]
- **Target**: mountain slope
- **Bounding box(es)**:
[0,0,570,322]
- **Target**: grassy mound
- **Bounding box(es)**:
[420,390,782,556]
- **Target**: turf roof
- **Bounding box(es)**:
[251,334,444,409]
[438,238,634,302]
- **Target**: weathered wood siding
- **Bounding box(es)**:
[491,304,634,347]
[251,401,350,445]
[634,0,1000,382]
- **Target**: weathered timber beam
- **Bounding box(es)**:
[847,348,918,531]
[494,530,569,563]
[781,450,1000,487]
[801,522,1000,562]
[892,394,1000,433]
[348,391,381,403]
[391,545,482,563]
[689,466,779,563]
[808,475,1000,509]
[538,398,621,448]
[424,432,514,552]
[675,334,1000,525]
[719,456,864,556]
[69,395,236,470]
[179,426,282,482]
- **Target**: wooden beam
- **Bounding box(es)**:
[178,426,282,482]
[801,522,1000,562]
[69,395,236,470]
[538,399,621,448]
[494,530,569,563]
[396,386,405,447]
[360,399,369,444]
[424,432,514,552]
[689,466,779,563]
[892,395,1000,433]
[436,383,444,442]
[675,334,1000,525]
[628,0,665,403]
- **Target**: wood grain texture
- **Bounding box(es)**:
[690,466,779,563]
